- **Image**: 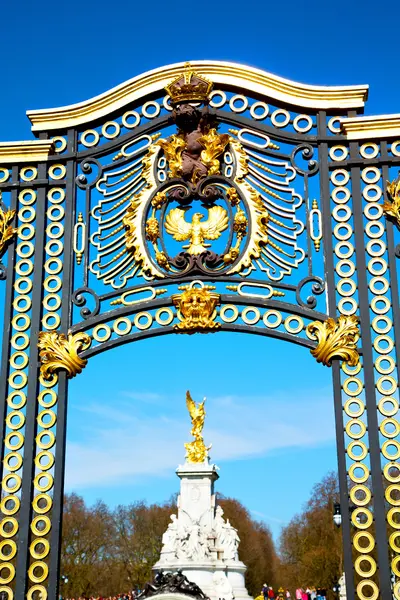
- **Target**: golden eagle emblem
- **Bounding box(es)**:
[164,206,229,255]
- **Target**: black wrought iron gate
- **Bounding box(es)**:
[0,61,399,600]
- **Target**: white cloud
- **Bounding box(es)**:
[65,389,334,490]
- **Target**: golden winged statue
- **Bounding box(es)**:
[165,206,228,255]
[184,390,211,463]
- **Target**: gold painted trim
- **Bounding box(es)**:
[0,141,54,164]
[342,114,400,140]
[27,61,369,132]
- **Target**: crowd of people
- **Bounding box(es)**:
[260,584,328,599]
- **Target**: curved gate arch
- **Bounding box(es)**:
[0,60,399,600]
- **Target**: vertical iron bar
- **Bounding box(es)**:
[15,163,47,599]
[48,128,77,599]
[317,111,355,600]
[350,161,392,598]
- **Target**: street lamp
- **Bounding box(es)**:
[333,503,342,528]
[332,579,341,598]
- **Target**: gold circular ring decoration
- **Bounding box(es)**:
[155,308,174,326]
[41,312,61,331]
[351,507,373,529]
[10,332,29,351]
[43,293,62,312]
[27,585,47,600]
[36,430,55,451]
[349,484,371,507]
[366,221,385,239]
[0,168,9,183]
[271,109,290,128]
[342,361,362,376]
[19,189,36,205]
[372,316,392,335]
[388,507,400,529]
[30,538,50,560]
[44,257,63,274]
[360,143,379,159]
[32,493,53,515]
[368,257,387,276]
[134,312,153,330]
[81,129,100,147]
[113,317,132,336]
[334,241,354,259]
[333,222,352,241]
[38,389,57,408]
[390,531,400,553]
[250,101,269,120]
[362,184,382,202]
[52,136,67,152]
[10,352,28,370]
[46,222,64,238]
[5,431,24,451]
[331,186,351,204]
[14,277,33,296]
[2,474,21,494]
[122,110,141,128]
[102,121,121,139]
[92,324,111,342]
[18,224,35,241]
[20,167,37,182]
[382,440,400,460]
[393,556,400,577]
[345,418,366,439]
[329,145,348,161]
[293,114,313,133]
[373,334,394,355]
[263,310,282,329]
[0,587,13,600]
[337,279,357,297]
[343,377,363,397]
[229,95,249,113]
[391,141,400,157]
[220,305,239,323]
[366,239,386,258]
[328,117,342,133]
[45,239,63,257]
[31,516,51,536]
[0,495,20,516]
[284,315,304,334]
[3,452,23,473]
[39,372,58,388]
[48,164,66,180]
[28,561,48,584]
[347,440,368,461]
[336,259,355,278]
[242,307,261,326]
[47,204,65,222]
[376,376,397,396]
[47,187,65,204]
[344,398,364,418]
[348,462,370,483]
[0,540,17,561]
[33,473,54,493]
[386,484,400,506]
[142,101,161,119]
[0,564,15,585]
[353,531,375,554]
[6,410,26,430]
[354,555,377,578]
[338,297,357,316]
[34,451,55,472]
[364,203,383,221]
[378,396,399,416]
[44,275,62,293]
[37,409,57,429]
[15,259,34,277]
[332,204,352,222]
[0,517,18,538]
[16,241,34,259]
[12,295,32,313]
[370,295,390,315]
[331,169,350,186]
[384,462,400,483]
[361,166,380,184]
[18,206,35,223]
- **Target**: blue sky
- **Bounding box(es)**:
[0,0,396,539]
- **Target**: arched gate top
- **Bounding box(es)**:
[26,59,369,132]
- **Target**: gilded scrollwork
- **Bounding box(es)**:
[0,193,17,260]
[384,176,400,228]
[38,331,92,380]
[306,315,360,367]
[172,283,220,333]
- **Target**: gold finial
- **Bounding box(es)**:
[184,390,211,463]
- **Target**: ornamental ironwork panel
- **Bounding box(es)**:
[0,60,399,600]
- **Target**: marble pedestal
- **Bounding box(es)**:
[153,461,252,600]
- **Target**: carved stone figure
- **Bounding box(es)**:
[162,515,179,553]
[212,572,233,600]
[222,519,240,561]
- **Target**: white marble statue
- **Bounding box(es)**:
[162,515,178,553]
[222,519,240,561]
[213,571,233,600]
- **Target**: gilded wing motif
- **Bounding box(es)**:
[164,208,192,241]
[201,206,229,240]
[228,138,305,280]
[90,139,163,288]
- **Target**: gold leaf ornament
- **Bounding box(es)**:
[38,331,92,380]
[384,176,400,228]
[306,315,360,367]
[0,194,17,259]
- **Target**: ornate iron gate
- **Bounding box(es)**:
[0,61,399,600]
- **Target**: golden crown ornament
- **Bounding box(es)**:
[165,63,213,105]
